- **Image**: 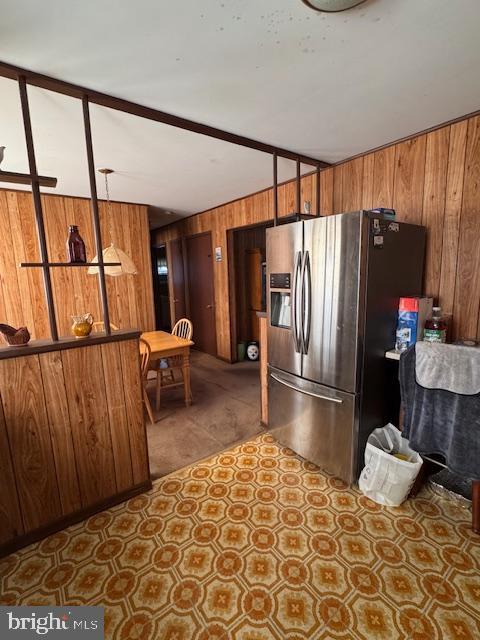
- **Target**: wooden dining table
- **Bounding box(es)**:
[141,330,194,407]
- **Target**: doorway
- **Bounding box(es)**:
[185,232,217,356]
[151,245,171,331]
[168,238,187,324]
[229,223,269,362]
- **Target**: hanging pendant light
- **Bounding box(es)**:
[88,168,138,277]
[301,0,368,11]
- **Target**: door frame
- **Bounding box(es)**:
[184,230,218,358]
[228,220,273,363]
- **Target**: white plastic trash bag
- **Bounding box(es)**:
[359,423,423,507]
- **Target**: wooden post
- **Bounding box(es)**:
[273,152,278,226]
[82,96,111,335]
[18,76,59,341]
[473,480,480,535]
[316,166,321,217]
[296,159,301,214]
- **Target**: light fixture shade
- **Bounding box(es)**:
[301,0,367,11]
[88,243,138,277]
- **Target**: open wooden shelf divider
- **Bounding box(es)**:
[0,170,57,188]
[20,262,121,268]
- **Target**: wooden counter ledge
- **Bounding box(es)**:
[0,329,141,360]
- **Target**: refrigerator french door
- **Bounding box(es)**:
[266,211,425,484]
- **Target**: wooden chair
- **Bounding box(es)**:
[91,321,119,333]
[156,318,193,410]
[172,318,193,341]
[139,338,155,425]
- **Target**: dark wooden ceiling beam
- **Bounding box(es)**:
[0,60,329,168]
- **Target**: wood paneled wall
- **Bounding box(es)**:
[0,190,155,339]
[154,114,480,358]
[0,335,150,554]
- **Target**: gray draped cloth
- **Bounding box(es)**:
[399,345,480,481]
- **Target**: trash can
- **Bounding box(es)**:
[359,423,423,507]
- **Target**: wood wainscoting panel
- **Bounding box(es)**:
[61,345,117,506]
[0,400,24,544]
[118,338,150,486]
[454,116,480,340]
[422,128,450,301]
[39,351,82,516]
[100,341,134,492]
[392,136,427,225]
[320,167,334,216]
[361,154,375,210]
[342,157,364,213]
[372,146,396,210]
[439,121,468,324]
[0,355,62,532]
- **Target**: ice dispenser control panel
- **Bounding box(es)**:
[270,273,291,289]
[270,273,291,329]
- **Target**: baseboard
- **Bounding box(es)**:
[0,480,152,558]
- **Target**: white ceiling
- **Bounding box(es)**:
[1,0,479,225]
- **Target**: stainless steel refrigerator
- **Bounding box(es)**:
[267,210,426,484]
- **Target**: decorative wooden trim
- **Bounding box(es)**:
[20,262,121,268]
[0,329,141,361]
[0,60,328,168]
[0,480,152,558]
[0,171,57,188]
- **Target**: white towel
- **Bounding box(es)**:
[415,342,480,395]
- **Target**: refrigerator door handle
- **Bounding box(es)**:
[292,251,303,353]
[302,250,312,354]
[299,250,307,354]
[270,372,343,404]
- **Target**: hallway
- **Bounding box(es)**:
[146,351,264,478]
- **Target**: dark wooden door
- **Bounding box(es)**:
[185,233,217,355]
[169,238,186,324]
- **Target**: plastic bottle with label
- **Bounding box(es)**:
[424,307,447,343]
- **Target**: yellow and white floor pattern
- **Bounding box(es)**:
[1,433,479,639]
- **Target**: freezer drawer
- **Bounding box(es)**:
[268,367,357,484]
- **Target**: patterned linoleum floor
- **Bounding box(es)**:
[1,433,479,640]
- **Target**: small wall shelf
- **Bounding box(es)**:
[0,170,57,188]
[20,262,121,268]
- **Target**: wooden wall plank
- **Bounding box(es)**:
[422,128,450,301]
[0,355,62,531]
[333,164,344,214]
[439,121,468,324]
[0,191,23,330]
[372,146,396,209]
[61,345,117,505]
[454,116,480,340]
[118,338,150,485]
[39,351,82,515]
[392,136,427,224]
[320,167,334,216]
[361,154,375,210]
[100,341,134,492]
[5,192,37,338]
[0,397,24,544]
[19,193,49,339]
[342,158,364,213]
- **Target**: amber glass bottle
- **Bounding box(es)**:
[66,225,87,263]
